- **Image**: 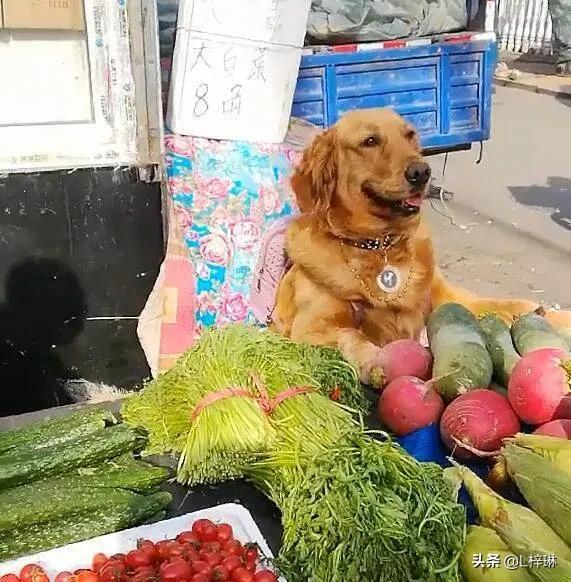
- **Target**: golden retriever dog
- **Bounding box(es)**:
[272,108,571,385]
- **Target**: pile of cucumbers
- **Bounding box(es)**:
[0,408,171,562]
[428,304,571,399]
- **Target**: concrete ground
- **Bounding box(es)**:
[426,84,571,310]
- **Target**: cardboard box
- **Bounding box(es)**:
[2,0,85,31]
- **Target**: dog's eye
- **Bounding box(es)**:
[361,135,380,148]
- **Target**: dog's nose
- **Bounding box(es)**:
[405,162,431,186]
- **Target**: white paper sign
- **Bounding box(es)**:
[177,0,311,46]
[167,0,311,143]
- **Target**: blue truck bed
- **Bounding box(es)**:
[292,33,497,154]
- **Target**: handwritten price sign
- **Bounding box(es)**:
[167,0,311,143]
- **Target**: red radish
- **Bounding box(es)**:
[379,339,433,387]
[377,375,444,436]
[508,348,571,425]
[533,419,571,438]
[440,389,520,459]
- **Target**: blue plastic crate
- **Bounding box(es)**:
[397,423,490,523]
[293,37,497,153]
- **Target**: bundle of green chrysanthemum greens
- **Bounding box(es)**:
[247,427,465,581]
[121,325,365,484]
[123,324,465,580]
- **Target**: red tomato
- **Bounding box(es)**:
[201,541,221,554]
[198,551,220,568]
[243,546,259,563]
[176,531,200,547]
[137,540,159,564]
[221,541,242,557]
[76,571,99,582]
[190,576,209,582]
[110,555,126,564]
[126,550,153,570]
[190,561,211,577]
[182,545,200,562]
[254,572,278,582]
[155,541,172,562]
[130,566,158,582]
[191,519,217,543]
[92,554,109,573]
[215,524,233,543]
[54,573,75,582]
[159,560,192,581]
[20,565,49,582]
[221,557,242,574]
[99,560,127,582]
[230,568,254,582]
[244,560,256,574]
[211,565,230,582]
[0,575,21,582]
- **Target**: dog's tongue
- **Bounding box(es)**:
[404,195,423,207]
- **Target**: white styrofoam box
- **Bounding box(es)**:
[167,0,311,143]
[0,503,275,578]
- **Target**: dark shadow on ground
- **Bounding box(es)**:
[509,177,571,231]
[0,258,87,417]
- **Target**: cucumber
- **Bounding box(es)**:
[0,424,140,490]
[427,303,493,401]
[0,485,143,534]
[0,456,169,532]
[0,407,117,455]
[479,314,521,388]
[511,311,569,355]
[0,491,172,561]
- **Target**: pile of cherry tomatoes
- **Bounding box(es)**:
[0,519,278,582]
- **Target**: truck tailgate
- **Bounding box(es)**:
[292,33,497,153]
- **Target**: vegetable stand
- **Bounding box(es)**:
[0,402,284,557]
[1,313,570,581]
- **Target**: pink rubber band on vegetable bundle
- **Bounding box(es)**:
[190,373,316,422]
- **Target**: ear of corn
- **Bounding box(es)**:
[503,442,571,546]
[506,434,571,478]
[461,526,534,582]
[458,465,571,564]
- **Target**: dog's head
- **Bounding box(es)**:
[292,108,430,234]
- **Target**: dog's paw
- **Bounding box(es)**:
[342,341,387,389]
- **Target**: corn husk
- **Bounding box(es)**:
[457,464,571,581]
[503,443,571,546]
[507,434,571,478]
[461,526,533,582]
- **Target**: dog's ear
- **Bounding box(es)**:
[291,128,337,214]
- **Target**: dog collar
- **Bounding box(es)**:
[335,234,401,251]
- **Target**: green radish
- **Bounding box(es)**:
[511,309,569,355]
[427,303,493,401]
[479,313,521,387]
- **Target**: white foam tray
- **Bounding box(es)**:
[0,503,276,578]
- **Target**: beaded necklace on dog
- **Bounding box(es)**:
[337,234,415,303]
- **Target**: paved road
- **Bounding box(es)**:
[425,84,571,308]
[430,84,571,255]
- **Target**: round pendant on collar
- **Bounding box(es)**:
[377,265,402,294]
